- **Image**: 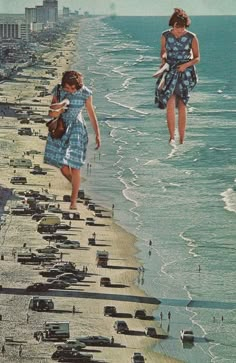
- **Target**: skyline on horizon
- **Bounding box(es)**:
[0,0,236,16]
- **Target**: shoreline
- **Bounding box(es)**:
[0,22,182,363]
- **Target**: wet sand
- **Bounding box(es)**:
[0,27,182,363]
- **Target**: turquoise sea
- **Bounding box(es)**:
[72,16,236,362]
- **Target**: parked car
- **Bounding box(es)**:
[47,273,78,284]
[144,327,157,337]
[27,149,41,155]
[55,240,80,249]
[100,277,111,287]
[37,224,57,234]
[39,135,47,140]
[36,246,59,254]
[52,350,92,361]
[40,269,65,278]
[56,223,71,230]
[180,329,194,342]
[131,352,145,363]
[48,206,62,213]
[58,355,92,363]
[26,282,49,292]
[43,234,68,242]
[30,168,47,175]
[134,309,147,319]
[62,212,80,220]
[85,217,95,226]
[104,305,117,316]
[29,297,54,311]
[55,339,86,350]
[113,320,129,334]
[47,280,70,289]
[63,195,71,202]
[10,176,27,185]
[77,335,111,346]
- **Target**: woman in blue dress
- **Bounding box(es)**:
[44,70,101,210]
[154,8,200,144]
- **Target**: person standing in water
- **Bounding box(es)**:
[154,8,200,144]
[44,71,101,210]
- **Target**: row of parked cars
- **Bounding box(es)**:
[26,260,86,292]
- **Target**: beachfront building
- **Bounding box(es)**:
[25,8,36,31]
[36,6,45,24]
[43,0,58,23]
[0,21,30,41]
[63,7,70,17]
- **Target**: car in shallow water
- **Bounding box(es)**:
[180,329,194,342]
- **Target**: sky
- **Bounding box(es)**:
[0,0,236,16]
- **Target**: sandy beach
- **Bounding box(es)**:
[0,24,182,363]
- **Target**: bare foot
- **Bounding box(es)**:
[70,203,78,210]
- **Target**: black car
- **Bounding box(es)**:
[26,283,49,292]
[43,234,68,242]
[30,169,47,175]
[37,224,57,234]
[134,309,147,319]
[56,223,71,230]
[52,350,92,362]
[104,306,117,316]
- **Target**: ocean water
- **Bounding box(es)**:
[72,16,236,363]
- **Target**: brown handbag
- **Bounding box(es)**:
[46,116,66,139]
[46,84,66,139]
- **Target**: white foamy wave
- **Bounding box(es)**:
[105,93,149,116]
[143,159,160,166]
[168,183,181,187]
[209,147,232,151]
[180,232,199,257]
[221,188,236,213]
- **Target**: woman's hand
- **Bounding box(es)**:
[177,64,188,73]
[48,108,65,118]
[95,134,101,149]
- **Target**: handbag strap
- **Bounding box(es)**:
[57,84,61,102]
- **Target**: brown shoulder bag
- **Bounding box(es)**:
[46,85,67,139]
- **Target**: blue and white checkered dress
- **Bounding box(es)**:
[44,85,91,169]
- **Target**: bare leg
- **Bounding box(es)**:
[70,168,80,209]
[178,99,187,144]
[60,165,72,182]
[166,95,176,142]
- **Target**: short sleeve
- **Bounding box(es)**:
[162,30,170,39]
[81,86,92,100]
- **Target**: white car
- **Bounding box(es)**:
[55,240,80,249]
[55,338,86,350]
[180,329,194,342]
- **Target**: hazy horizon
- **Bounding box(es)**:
[0,0,236,16]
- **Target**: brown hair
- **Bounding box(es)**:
[61,70,83,90]
[169,8,191,28]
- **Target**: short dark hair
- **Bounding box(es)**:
[169,8,191,28]
[61,70,83,90]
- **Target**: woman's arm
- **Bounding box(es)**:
[85,96,101,149]
[160,35,167,65]
[48,95,64,118]
[177,36,200,72]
